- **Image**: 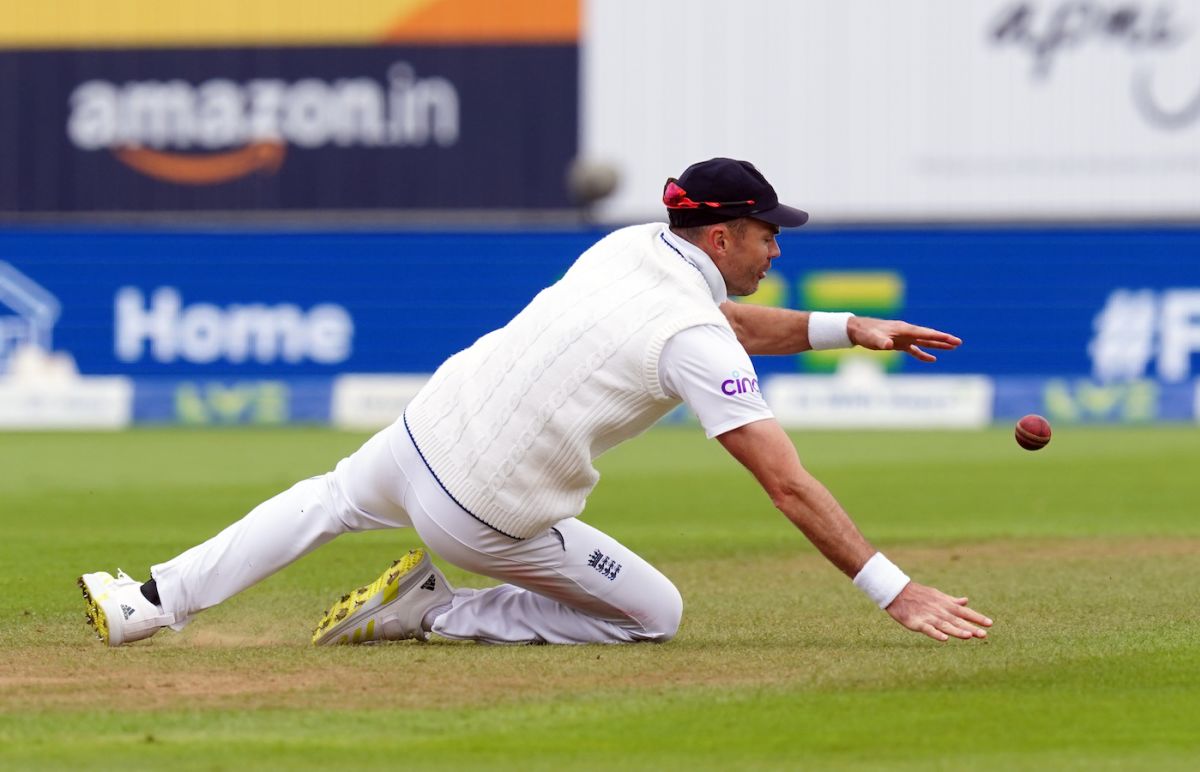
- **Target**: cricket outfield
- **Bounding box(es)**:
[1,425,1197,770]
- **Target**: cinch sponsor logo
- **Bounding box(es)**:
[721,371,759,396]
[67,63,460,185]
[115,287,353,365]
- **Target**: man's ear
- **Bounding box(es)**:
[707,224,731,256]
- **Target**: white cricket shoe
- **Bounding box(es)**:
[312,549,453,645]
[78,570,173,647]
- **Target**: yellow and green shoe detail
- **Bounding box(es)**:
[78,576,110,645]
[311,549,426,645]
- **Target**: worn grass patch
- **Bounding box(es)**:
[2,426,1199,769]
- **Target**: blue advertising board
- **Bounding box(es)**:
[758,226,1200,383]
[0,228,584,376]
[2,225,1199,423]
[0,45,577,211]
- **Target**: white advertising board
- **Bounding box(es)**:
[764,373,995,429]
[583,0,1200,222]
[331,374,429,430]
[0,377,132,429]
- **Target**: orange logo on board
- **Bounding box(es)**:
[113,142,286,186]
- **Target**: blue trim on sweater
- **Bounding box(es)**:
[402,410,526,541]
[659,231,704,279]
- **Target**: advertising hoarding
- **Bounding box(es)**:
[0,0,579,213]
[4,226,1200,379]
[583,0,1200,222]
[2,225,1198,424]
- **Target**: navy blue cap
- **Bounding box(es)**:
[663,158,809,228]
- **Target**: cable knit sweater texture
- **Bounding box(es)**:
[402,223,731,538]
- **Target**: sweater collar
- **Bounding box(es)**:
[658,226,729,304]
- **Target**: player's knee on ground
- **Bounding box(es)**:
[628,575,683,642]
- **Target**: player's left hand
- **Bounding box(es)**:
[884,581,992,641]
[847,317,962,362]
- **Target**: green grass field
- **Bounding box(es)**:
[2,425,1199,770]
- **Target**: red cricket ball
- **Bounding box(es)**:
[1015,414,1052,451]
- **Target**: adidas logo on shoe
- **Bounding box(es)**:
[79,570,172,647]
[420,575,437,591]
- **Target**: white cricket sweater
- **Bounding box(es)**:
[402,223,731,538]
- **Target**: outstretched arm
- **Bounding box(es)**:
[716,418,992,642]
[719,302,962,360]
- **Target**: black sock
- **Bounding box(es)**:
[140,579,161,607]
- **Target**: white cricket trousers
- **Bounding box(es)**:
[151,419,683,644]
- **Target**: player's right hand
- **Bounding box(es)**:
[884,581,992,641]
[846,317,962,362]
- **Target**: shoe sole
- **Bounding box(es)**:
[77,575,110,646]
[311,549,430,645]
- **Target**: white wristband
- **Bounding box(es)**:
[807,311,854,350]
[853,552,910,609]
